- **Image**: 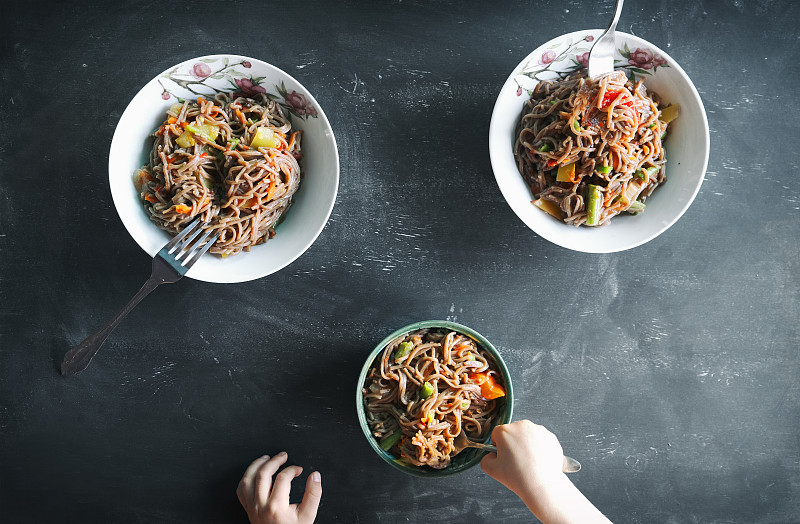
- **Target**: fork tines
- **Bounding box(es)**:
[161,217,220,268]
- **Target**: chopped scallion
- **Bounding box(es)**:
[627,200,646,213]
[394,341,414,362]
[419,381,435,399]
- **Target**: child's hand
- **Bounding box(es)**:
[237,452,322,524]
[481,420,565,497]
[482,420,612,523]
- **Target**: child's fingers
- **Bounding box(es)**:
[254,452,290,506]
[480,451,499,477]
[490,423,509,447]
[297,471,322,522]
[237,455,271,505]
[268,465,303,507]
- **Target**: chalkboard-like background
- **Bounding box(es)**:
[1,1,798,522]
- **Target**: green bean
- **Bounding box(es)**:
[380,429,402,451]
[586,184,602,226]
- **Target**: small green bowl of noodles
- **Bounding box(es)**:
[356,320,513,477]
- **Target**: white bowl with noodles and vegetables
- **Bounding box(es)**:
[489,30,709,253]
[356,320,514,478]
[109,54,339,283]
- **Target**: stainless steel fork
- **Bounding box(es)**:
[60,218,220,376]
[587,0,625,79]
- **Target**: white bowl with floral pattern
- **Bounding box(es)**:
[109,54,339,283]
[489,30,709,253]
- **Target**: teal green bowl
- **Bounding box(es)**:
[356,320,514,478]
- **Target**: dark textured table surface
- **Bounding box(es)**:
[2,1,798,522]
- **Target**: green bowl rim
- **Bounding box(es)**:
[355,320,514,478]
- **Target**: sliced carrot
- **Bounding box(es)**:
[468,372,506,400]
[481,375,506,400]
[265,180,276,201]
[167,116,177,124]
[174,204,192,214]
[144,194,158,203]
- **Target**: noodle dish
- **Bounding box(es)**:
[109,55,339,282]
[357,321,513,476]
[135,94,302,257]
[489,30,709,253]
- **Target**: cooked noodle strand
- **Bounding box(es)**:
[363,329,505,469]
[514,70,671,226]
[135,94,302,256]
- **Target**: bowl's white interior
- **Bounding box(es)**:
[109,54,339,283]
[489,30,709,253]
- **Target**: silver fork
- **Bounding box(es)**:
[587,0,625,78]
[60,218,220,376]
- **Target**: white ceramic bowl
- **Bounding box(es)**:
[109,54,339,283]
[489,30,709,253]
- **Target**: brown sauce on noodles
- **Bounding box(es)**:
[135,93,302,256]
[514,70,674,226]
[363,328,506,469]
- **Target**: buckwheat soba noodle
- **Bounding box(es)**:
[514,70,679,226]
[134,94,302,256]
[363,328,506,469]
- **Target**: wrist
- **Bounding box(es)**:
[519,473,574,518]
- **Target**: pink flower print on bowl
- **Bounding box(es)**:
[161,91,171,100]
[584,35,595,42]
[242,61,252,68]
[628,48,654,69]
[234,77,267,97]
[192,62,212,79]
[285,90,317,117]
[577,52,590,68]
[539,50,556,65]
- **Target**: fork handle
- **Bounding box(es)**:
[60,275,161,376]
